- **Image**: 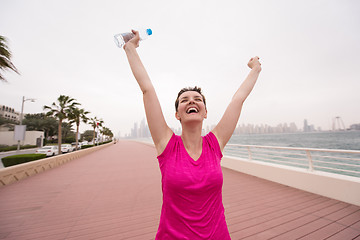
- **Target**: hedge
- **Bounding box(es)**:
[99,140,112,145]
[0,145,38,152]
[81,144,94,149]
[1,154,47,167]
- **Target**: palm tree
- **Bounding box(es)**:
[100,127,105,143]
[61,122,74,143]
[68,108,90,150]
[102,127,113,141]
[89,117,103,144]
[0,35,19,82]
[43,95,79,154]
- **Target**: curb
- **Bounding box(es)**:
[0,143,112,187]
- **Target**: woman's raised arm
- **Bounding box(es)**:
[124,30,173,155]
[212,57,262,151]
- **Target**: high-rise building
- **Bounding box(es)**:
[131,122,138,138]
[232,122,300,134]
[303,119,309,132]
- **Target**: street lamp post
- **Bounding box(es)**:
[16,96,36,151]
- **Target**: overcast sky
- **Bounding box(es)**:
[1,0,359,137]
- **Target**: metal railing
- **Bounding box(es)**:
[224,144,360,178]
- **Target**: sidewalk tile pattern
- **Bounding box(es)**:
[0,141,359,239]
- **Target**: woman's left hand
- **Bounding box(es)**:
[248,56,261,71]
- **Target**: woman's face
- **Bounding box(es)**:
[175,91,207,123]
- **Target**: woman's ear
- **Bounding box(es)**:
[175,111,181,121]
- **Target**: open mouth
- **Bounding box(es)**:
[186,107,199,114]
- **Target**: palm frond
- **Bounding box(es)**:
[0,35,19,82]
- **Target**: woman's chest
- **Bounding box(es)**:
[162,151,223,195]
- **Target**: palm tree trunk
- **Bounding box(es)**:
[58,119,62,154]
[93,127,96,144]
[76,124,80,150]
[45,130,49,145]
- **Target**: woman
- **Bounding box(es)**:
[124,30,261,239]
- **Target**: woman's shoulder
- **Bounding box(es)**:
[203,131,217,143]
[204,131,223,156]
[157,132,178,158]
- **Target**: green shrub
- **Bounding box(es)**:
[1,154,47,167]
[0,145,38,152]
[81,144,94,149]
[98,140,112,145]
[0,146,17,152]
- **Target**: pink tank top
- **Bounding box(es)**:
[156,132,231,239]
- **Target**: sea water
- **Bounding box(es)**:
[228,131,360,150]
[226,131,360,177]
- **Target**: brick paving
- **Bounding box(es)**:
[0,141,359,239]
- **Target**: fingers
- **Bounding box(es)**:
[247,56,262,70]
[250,56,261,65]
[256,56,261,64]
[127,29,140,48]
[131,29,139,36]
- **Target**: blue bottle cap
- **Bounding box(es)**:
[146,29,152,36]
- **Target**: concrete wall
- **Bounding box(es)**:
[0,131,44,146]
[0,142,112,187]
[221,156,360,206]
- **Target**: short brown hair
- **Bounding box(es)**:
[175,86,206,112]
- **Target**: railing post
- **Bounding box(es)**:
[247,146,252,161]
[306,150,314,171]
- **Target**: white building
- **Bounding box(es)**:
[0,131,44,146]
[0,104,20,123]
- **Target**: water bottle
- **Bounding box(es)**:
[114,28,152,48]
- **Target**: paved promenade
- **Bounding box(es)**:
[0,141,359,239]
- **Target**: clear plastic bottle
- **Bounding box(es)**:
[114,28,152,48]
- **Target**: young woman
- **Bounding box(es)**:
[123,30,261,239]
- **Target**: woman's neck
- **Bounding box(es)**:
[181,123,203,160]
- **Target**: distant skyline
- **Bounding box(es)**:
[1,0,359,137]
[126,116,357,139]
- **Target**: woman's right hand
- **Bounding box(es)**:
[124,30,140,50]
